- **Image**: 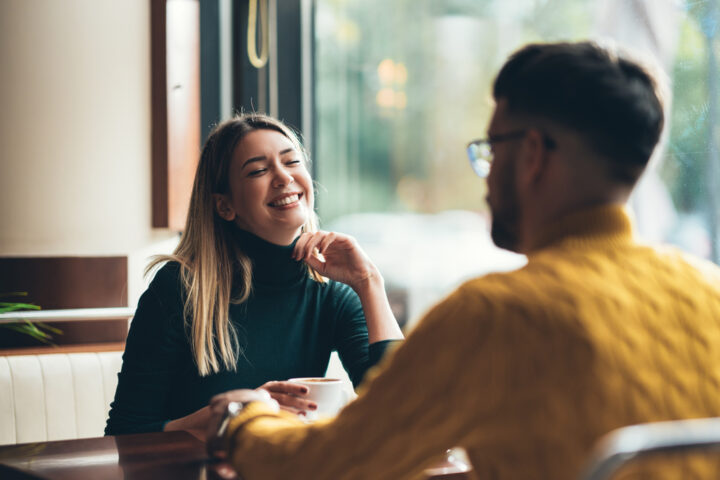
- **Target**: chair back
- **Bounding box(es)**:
[579,418,720,480]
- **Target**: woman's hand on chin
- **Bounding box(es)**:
[294,231,403,342]
[293,231,381,291]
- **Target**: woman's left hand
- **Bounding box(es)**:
[293,231,379,291]
[294,231,403,343]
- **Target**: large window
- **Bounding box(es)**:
[312,0,719,323]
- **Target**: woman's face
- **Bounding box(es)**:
[218,129,314,245]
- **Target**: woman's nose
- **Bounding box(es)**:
[272,166,294,187]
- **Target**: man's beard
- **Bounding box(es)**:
[489,161,521,252]
[490,208,520,251]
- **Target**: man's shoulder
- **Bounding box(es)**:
[417,269,583,346]
[444,267,557,320]
[451,259,600,328]
[650,244,720,292]
[456,262,563,302]
[457,269,527,297]
[653,243,720,272]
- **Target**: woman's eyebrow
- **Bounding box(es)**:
[242,156,265,169]
[241,148,296,170]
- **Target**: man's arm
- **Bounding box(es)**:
[223,288,490,479]
[223,281,588,480]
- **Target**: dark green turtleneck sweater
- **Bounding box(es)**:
[105,229,396,435]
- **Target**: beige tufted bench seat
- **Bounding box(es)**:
[0,351,123,445]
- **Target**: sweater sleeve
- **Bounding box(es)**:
[225,292,478,480]
[329,282,401,388]
[105,265,186,435]
[225,283,590,480]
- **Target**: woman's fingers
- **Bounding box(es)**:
[267,392,317,412]
[317,232,338,256]
[293,231,378,289]
[294,231,349,261]
[304,254,326,274]
[294,231,326,261]
[258,380,308,396]
[302,233,329,260]
[256,381,317,411]
[292,232,313,260]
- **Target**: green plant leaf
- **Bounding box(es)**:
[36,322,63,335]
[0,294,57,345]
[4,324,53,343]
[0,302,42,313]
[0,292,29,298]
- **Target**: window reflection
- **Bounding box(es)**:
[314,0,720,323]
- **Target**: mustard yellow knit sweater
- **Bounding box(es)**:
[227,205,720,479]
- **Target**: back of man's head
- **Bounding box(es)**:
[493,41,665,185]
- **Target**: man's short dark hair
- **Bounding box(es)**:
[493,41,665,184]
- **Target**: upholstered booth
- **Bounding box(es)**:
[0,351,123,445]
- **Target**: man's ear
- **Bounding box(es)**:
[519,128,550,186]
[213,194,236,221]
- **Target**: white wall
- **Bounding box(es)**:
[0,0,173,256]
[0,0,178,303]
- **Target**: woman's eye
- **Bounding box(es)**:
[248,168,267,177]
[286,159,301,166]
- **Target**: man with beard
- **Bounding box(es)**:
[205,41,720,480]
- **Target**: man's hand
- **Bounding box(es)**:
[207,389,279,458]
[206,389,279,480]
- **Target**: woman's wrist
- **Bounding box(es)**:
[351,267,403,342]
[350,265,384,297]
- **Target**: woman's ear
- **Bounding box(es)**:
[213,194,236,221]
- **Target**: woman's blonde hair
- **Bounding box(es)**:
[149,113,322,376]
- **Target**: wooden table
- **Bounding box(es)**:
[0,431,212,480]
[0,432,471,479]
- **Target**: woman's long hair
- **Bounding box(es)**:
[149,114,322,376]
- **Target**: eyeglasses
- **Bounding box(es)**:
[466,130,528,178]
[466,130,556,178]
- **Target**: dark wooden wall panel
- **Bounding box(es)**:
[0,256,128,309]
[151,0,170,228]
[0,256,129,349]
[151,0,201,230]
[0,321,128,349]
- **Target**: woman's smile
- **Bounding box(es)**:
[268,192,304,208]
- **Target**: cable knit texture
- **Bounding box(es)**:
[226,205,720,479]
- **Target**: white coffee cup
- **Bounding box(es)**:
[288,377,350,421]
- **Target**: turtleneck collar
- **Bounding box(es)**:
[233,228,307,286]
[527,203,636,256]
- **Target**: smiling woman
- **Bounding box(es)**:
[214,129,314,246]
[104,113,402,438]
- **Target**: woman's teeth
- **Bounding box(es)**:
[271,194,300,207]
